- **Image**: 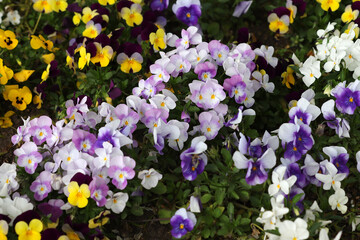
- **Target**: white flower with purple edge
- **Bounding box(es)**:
[14,141,43,174]
[108,156,136,190]
[30,171,52,201]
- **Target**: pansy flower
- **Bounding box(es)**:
[14,70,35,83]
[172,0,201,26]
[7,86,32,111]
[117,52,143,73]
[318,0,340,12]
[149,28,166,51]
[14,142,43,174]
[82,20,102,39]
[30,171,52,201]
[0,30,18,50]
[67,181,90,208]
[15,219,43,240]
[50,0,68,12]
[0,58,14,85]
[267,13,290,34]
[170,208,197,239]
[30,35,53,51]
[120,3,143,27]
[81,7,99,24]
[90,42,113,67]
[108,156,136,190]
[0,111,15,128]
[33,0,53,13]
[150,0,169,11]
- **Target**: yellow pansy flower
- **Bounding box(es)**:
[341,5,359,23]
[82,21,101,39]
[281,65,295,89]
[49,0,68,12]
[120,4,143,27]
[15,219,43,240]
[0,111,15,128]
[117,52,143,73]
[90,43,113,67]
[78,47,91,70]
[68,181,90,208]
[82,7,98,24]
[41,64,51,83]
[73,12,81,26]
[268,13,290,34]
[0,30,18,50]
[98,0,116,6]
[14,70,35,82]
[88,210,110,229]
[42,53,55,64]
[8,86,32,111]
[2,85,18,100]
[318,0,341,12]
[0,220,8,240]
[30,35,53,51]
[0,59,14,85]
[149,28,166,51]
[33,0,53,13]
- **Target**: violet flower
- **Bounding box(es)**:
[323,146,349,175]
[232,1,252,17]
[150,0,169,11]
[14,142,43,174]
[172,0,201,26]
[95,120,132,149]
[180,136,208,181]
[302,155,328,187]
[321,99,350,138]
[108,156,136,190]
[280,158,308,188]
[288,97,321,125]
[331,80,360,115]
[113,104,140,136]
[175,26,202,50]
[170,208,197,238]
[194,61,217,81]
[28,116,53,145]
[30,171,52,201]
[72,129,97,155]
[233,148,276,185]
[189,79,226,110]
[38,199,64,223]
[198,111,222,140]
[208,40,229,65]
[89,177,109,207]
[223,75,247,104]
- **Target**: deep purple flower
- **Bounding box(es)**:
[38,199,64,222]
[323,146,349,175]
[271,6,291,17]
[281,159,308,188]
[288,187,305,213]
[42,229,62,240]
[170,208,197,239]
[172,0,201,26]
[233,148,276,185]
[333,87,360,115]
[151,0,169,11]
[293,0,307,16]
[180,136,207,181]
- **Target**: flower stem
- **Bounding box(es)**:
[32,12,42,35]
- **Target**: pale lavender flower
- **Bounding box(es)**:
[194,61,217,81]
[89,176,109,207]
[29,116,53,145]
[72,129,97,155]
[302,155,328,186]
[30,171,52,201]
[150,63,171,83]
[169,54,191,77]
[108,156,136,190]
[208,40,229,65]
[167,120,189,151]
[14,142,43,174]
[198,111,222,140]
[232,1,252,17]
[54,142,87,172]
[223,75,247,104]
[11,117,31,145]
[189,79,226,109]
[105,191,129,214]
[65,96,89,118]
[175,26,202,50]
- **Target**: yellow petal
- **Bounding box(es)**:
[29,219,43,233]
[15,221,28,235]
[14,70,34,82]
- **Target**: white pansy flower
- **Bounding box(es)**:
[328,188,348,214]
[138,168,163,190]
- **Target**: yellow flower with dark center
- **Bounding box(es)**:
[49,0,68,12]
[0,59,14,85]
[8,86,32,111]
[318,0,341,11]
[14,70,35,82]
[2,85,18,100]
[88,210,110,229]
[281,65,295,88]
[149,28,166,51]
[90,43,113,67]
[33,0,53,13]
[30,35,53,51]
[68,181,90,208]
[0,111,15,128]
[0,30,18,50]
[120,4,143,27]
[15,219,43,240]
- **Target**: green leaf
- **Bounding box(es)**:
[158,209,172,224]
[212,206,224,218]
[202,228,211,238]
[201,193,212,204]
[239,190,250,202]
[265,229,280,236]
[131,205,143,216]
[227,202,234,220]
[291,193,304,205]
[188,105,200,112]
[215,188,226,205]
[239,218,251,226]
[221,148,232,165]
[151,182,167,195]
[230,190,240,200]
[239,179,251,190]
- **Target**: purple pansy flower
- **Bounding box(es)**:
[150,0,169,11]
[194,61,217,81]
[108,156,136,190]
[321,99,350,138]
[114,104,140,136]
[180,136,207,181]
[302,155,328,187]
[172,0,201,26]
[288,98,321,125]
[72,129,97,155]
[331,80,360,115]
[170,208,197,239]
[198,111,222,140]
[189,79,226,109]
[89,176,109,207]
[14,142,43,174]
[30,171,52,201]
[323,146,349,175]
[208,40,229,65]
[38,199,64,223]
[223,75,247,104]
[233,148,276,185]
[28,116,53,145]
[280,158,308,188]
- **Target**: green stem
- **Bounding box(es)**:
[233,202,260,214]
[32,12,42,35]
